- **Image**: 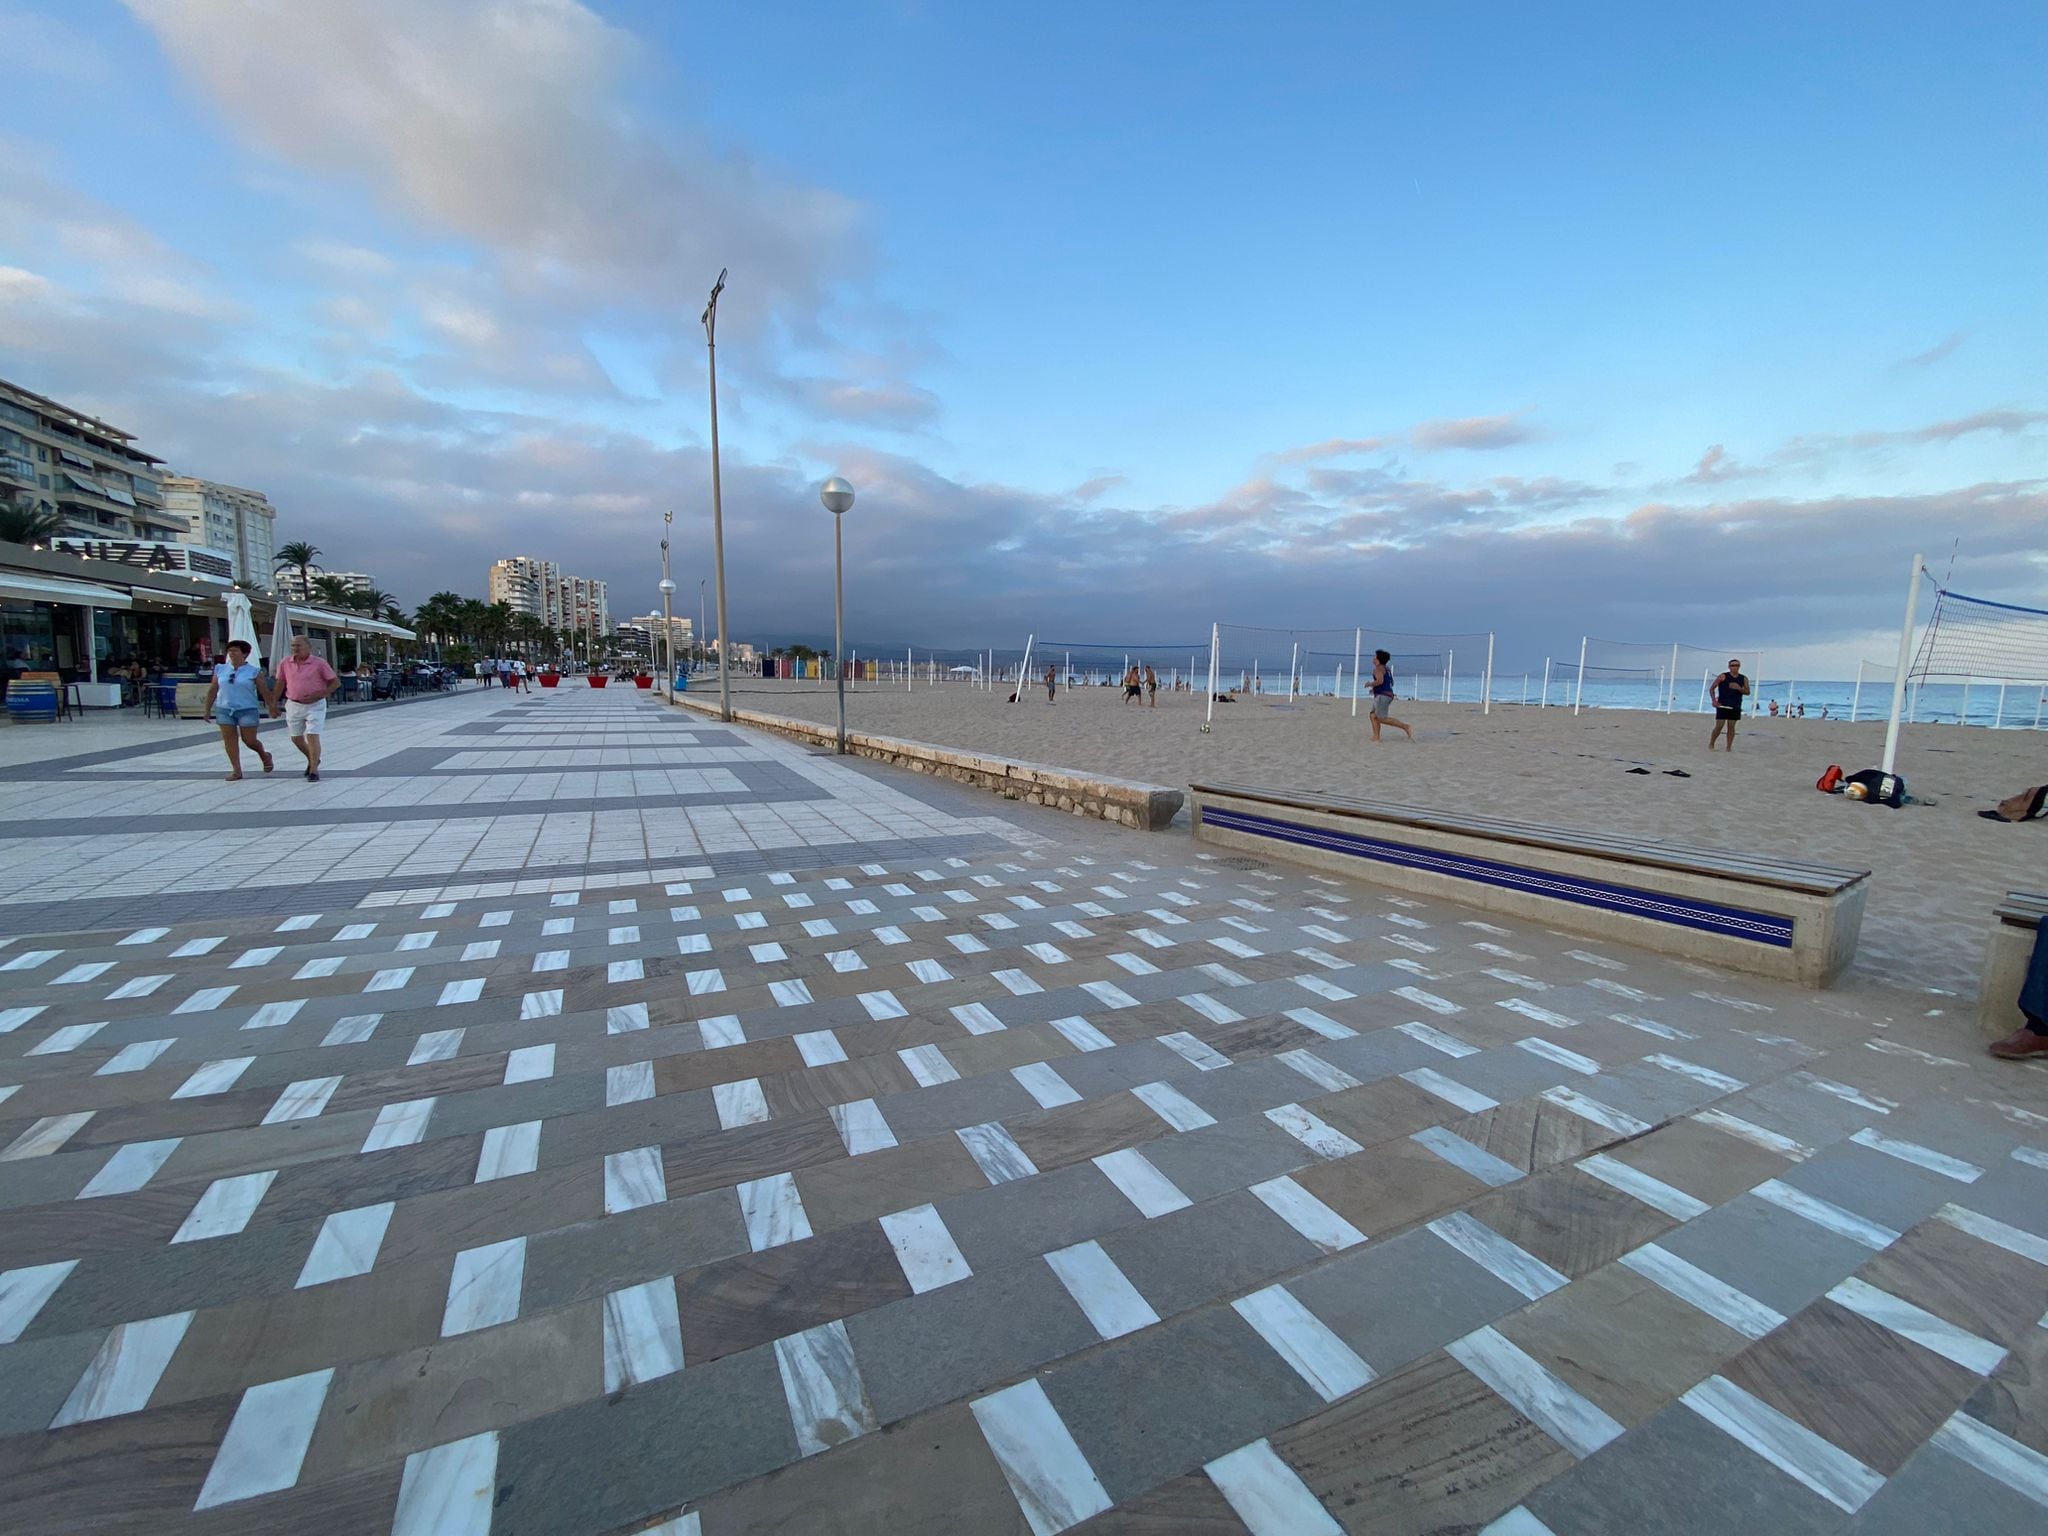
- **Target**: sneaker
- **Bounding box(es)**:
[1989,1027,2048,1061]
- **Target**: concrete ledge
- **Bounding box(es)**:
[1978,891,2045,1039]
[668,693,1183,830]
[1189,782,1870,987]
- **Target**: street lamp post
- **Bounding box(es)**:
[659,509,677,701]
[697,579,706,673]
[820,477,855,753]
[702,269,733,721]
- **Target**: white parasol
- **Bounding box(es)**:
[268,599,293,674]
[225,589,259,657]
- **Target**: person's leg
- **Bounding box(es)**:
[1388,712,1413,740]
[1724,718,1737,752]
[304,728,322,776]
[1708,720,1724,749]
[245,725,273,772]
[1991,924,2048,1058]
[218,722,243,779]
[287,725,313,764]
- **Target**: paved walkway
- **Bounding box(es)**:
[0,685,2042,1534]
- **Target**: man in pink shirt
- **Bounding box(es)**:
[273,635,341,782]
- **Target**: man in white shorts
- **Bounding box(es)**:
[275,634,341,782]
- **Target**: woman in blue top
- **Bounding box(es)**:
[1369,648,1414,742]
[204,640,276,781]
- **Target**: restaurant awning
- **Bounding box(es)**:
[0,573,133,609]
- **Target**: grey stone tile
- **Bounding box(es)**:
[1289,1225,1527,1373]
[1042,1304,1325,1502]
[1776,1141,1969,1237]
[1654,1194,1877,1316]
[521,1186,747,1311]
[1173,1057,1318,1121]
[1315,1026,1465,1082]
[879,1074,1039,1141]
[939,1159,1136,1271]
[1850,1439,2046,1534]
[1527,1400,1849,1536]
[1133,1115,1314,1204]
[847,1258,1099,1423]
[0,1327,109,1434]
[1099,1188,1319,1316]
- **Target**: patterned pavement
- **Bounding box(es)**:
[0,685,2043,1534]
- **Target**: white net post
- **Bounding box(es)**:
[1444,648,1453,704]
[1288,641,1299,702]
[1960,678,1972,726]
[1350,629,1362,717]
[1482,632,1494,715]
[1880,554,1925,774]
[1698,667,1710,712]
[1666,642,1679,711]
[1851,660,1865,722]
[1541,657,1551,707]
[1572,636,1588,714]
[1996,680,2007,728]
[1206,623,1219,723]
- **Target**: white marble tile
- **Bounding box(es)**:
[971,1379,1113,1536]
[1936,1203,2048,1267]
[441,1237,526,1336]
[607,1002,650,1034]
[1295,973,1355,1002]
[173,1170,277,1243]
[880,1204,972,1293]
[321,1014,380,1047]
[1235,1283,1374,1402]
[532,949,569,973]
[1498,998,1580,1029]
[958,1122,1040,1185]
[993,968,1044,997]
[1045,1015,1111,1052]
[95,1038,173,1075]
[1400,1067,1498,1114]
[28,1022,105,1056]
[1516,1038,1601,1076]
[602,1277,685,1392]
[170,937,223,958]
[1612,1011,1695,1042]
[1249,1175,1367,1253]
[1012,1061,1082,1109]
[293,957,344,980]
[1160,1029,1233,1068]
[1850,1127,1983,1183]
[794,1029,847,1065]
[714,1078,770,1129]
[775,1319,877,1457]
[1930,1410,2048,1510]
[230,946,283,970]
[1620,1242,1786,1340]
[1695,1109,1812,1160]
[79,1137,181,1199]
[1080,980,1139,1009]
[243,999,306,1031]
[1827,1277,2007,1374]
[831,1098,898,1156]
[334,923,375,942]
[1278,1048,1362,1093]
[676,932,711,955]
[1448,1325,1622,1458]
[858,989,909,1021]
[504,1044,555,1085]
[1045,1239,1159,1341]
[51,1309,195,1426]
[1393,1020,1475,1057]
[519,990,563,1020]
[171,1057,252,1098]
[407,1028,464,1065]
[51,961,114,985]
[1577,1153,1709,1220]
[1265,1103,1365,1159]
[118,927,170,945]
[1411,1126,1523,1188]
[475,1120,541,1182]
[361,1097,436,1153]
[436,977,485,1007]
[0,1004,46,1033]
[193,1366,334,1510]
[391,1430,498,1536]
[1428,1212,1567,1300]
[262,1075,342,1125]
[685,967,725,995]
[951,1002,1006,1035]
[607,1060,655,1107]
[1540,1085,1650,1137]
[1681,1374,1882,1513]
[297,1201,396,1287]
[363,968,413,994]
[1750,1178,1900,1250]
[1394,985,1460,1015]
[106,974,171,1000]
[1131,1080,1216,1132]
[0,1258,77,1343]
[949,932,990,954]
[1093,1147,1192,1218]
[1477,1509,1561,1536]
[604,1146,668,1214]
[739,1171,813,1251]
[825,948,866,973]
[1204,1438,1343,1536]
[899,1043,960,1087]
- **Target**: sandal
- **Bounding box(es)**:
[225,772,243,782]
[260,751,275,773]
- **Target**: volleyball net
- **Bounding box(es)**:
[1909,586,2048,686]
[1210,622,1495,713]
[1557,636,1762,715]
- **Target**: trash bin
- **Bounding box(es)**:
[673,670,689,692]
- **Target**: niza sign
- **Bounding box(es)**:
[52,539,235,584]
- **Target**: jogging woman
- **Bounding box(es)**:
[1369,649,1414,742]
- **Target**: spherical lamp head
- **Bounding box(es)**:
[819,476,855,516]
[658,578,677,595]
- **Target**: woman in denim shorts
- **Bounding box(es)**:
[205,640,275,781]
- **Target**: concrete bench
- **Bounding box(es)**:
[1978,891,2047,1039]
[1188,782,1870,987]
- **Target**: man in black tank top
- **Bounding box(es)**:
[1707,659,1749,752]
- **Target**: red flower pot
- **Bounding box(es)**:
[538,673,559,687]
[587,675,609,688]
[633,675,654,689]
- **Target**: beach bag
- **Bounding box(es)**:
[1816,765,1844,794]
[1978,785,2048,823]
[1841,769,1905,807]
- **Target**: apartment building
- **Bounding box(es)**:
[489,555,608,635]
[275,568,375,603]
[159,475,278,588]
[0,377,186,546]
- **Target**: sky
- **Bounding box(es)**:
[1,0,2043,676]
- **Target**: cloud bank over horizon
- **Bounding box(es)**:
[0,0,2041,676]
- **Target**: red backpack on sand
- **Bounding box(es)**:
[1816,765,1844,793]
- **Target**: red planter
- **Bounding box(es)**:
[633,675,654,689]
[586,675,609,688]
[538,674,559,688]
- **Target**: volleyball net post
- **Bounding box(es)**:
[1206,623,1219,722]
[1880,554,1926,774]
[1350,629,1362,717]
[1483,632,1494,715]
[1572,636,1588,714]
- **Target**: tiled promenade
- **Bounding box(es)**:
[0,685,2042,1534]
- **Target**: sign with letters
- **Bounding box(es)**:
[51,539,235,584]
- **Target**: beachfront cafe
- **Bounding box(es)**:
[0,539,414,712]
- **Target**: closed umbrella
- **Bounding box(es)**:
[268,600,293,675]
[224,590,260,656]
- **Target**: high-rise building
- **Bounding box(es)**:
[159,476,278,588]
[489,555,606,635]
[626,613,693,650]
[0,376,185,546]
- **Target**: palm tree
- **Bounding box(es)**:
[274,540,321,598]
[311,574,358,608]
[352,587,395,616]
[0,498,65,547]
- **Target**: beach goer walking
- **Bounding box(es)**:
[206,640,274,782]
[1144,664,1158,707]
[1044,664,1056,703]
[1123,665,1143,704]
[1709,659,1750,751]
[275,635,340,782]
[1369,649,1413,741]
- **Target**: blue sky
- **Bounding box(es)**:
[1,1,2042,674]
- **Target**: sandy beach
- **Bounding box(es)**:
[706,677,2046,1006]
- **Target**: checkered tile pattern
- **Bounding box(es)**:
[0,687,2042,1534]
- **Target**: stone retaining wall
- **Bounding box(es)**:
[668,694,1183,830]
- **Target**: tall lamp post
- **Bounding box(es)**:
[821,476,855,753]
[701,269,733,721]
[659,510,677,700]
[697,579,706,673]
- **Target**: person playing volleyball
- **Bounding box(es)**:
[1369,650,1413,741]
